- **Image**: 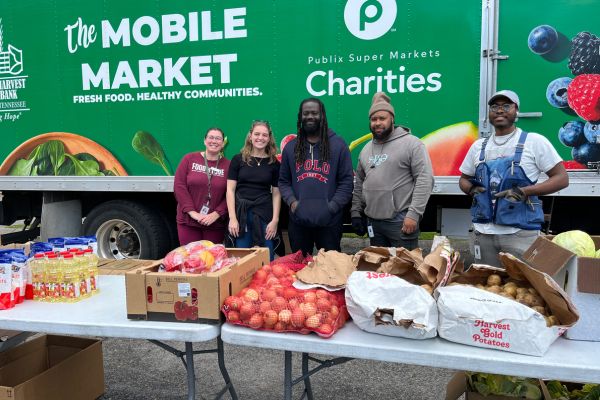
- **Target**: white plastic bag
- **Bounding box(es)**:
[345,271,438,339]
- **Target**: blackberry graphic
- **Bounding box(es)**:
[568,32,600,75]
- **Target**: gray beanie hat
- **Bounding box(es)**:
[369,92,395,118]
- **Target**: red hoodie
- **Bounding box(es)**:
[174,152,230,228]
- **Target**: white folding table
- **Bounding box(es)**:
[221,321,600,400]
[0,275,237,400]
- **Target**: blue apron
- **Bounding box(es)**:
[470,131,544,230]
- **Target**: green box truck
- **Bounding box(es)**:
[1,0,599,258]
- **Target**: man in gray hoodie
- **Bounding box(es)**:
[351,92,434,249]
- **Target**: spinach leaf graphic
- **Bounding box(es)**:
[46,140,66,176]
[65,154,103,176]
[8,158,36,175]
[131,131,172,175]
[57,157,75,175]
[8,146,42,175]
[74,153,98,163]
[6,140,116,176]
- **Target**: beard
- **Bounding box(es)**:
[301,120,320,135]
[371,124,394,141]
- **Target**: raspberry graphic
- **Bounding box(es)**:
[567,74,600,122]
[568,32,600,75]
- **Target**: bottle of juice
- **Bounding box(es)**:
[75,251,89,299]
[85,249,99,294]
[31,253,46,301]
[45,253,62,302]
[61,254,76,302]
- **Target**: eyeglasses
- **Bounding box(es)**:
[206,135,224,141]
[489,104,514,113]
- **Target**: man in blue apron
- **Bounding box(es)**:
[458,90,569,267]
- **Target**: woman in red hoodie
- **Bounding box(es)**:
[174,128,230,245]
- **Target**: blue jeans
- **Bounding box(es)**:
[235,210,275,261]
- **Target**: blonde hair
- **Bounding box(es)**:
[240,120,278,164]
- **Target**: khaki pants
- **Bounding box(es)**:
[469,229,540,268]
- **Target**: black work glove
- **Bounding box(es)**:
[494,186,527,202]
[351,217,367,236]
[469,185,487,196]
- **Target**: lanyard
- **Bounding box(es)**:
[203,152,220,204]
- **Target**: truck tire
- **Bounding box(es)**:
[158,209,179,250]
[82,200,170,259]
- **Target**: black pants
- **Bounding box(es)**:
[287,219,343,256]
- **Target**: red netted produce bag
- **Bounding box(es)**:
[222,261,350,338]
[163,241,235,273]
[272,250,313,271]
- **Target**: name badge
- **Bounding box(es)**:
[200,205,210,215]
[474,244,482,260]
[367,225,374,238]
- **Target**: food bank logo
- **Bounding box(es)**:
[0,18,23,75]
[0,17,29,122]
[344,0,397,40]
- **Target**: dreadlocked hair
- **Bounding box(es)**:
[294,98,330,165]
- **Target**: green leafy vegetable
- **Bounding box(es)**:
[8,146,41,175]
[7,158,35,175]
[573,384,600,400]
[546,381,570,400]
[132,130,172,175]
[35,156,53,175]
[46,140,66,176]
[467,373,542,399]
[65,154,102,176]
[57,157,75,175]
[7,140,114,176]
[75,153,99,162]
[545,381,600,400]
[552,230,596,257]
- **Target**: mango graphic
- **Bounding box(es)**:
[421,122,478,176]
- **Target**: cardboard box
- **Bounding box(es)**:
[0,335,104,400]
[525,236,600,341]
[446,372,544,400]
[0,331,31,352]
[98,258,158,275]
[125,248,269,323]
[563,237,600,341]
[522,236,575,287]
[0,242,33,255]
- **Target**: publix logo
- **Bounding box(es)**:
[344,0,397,40]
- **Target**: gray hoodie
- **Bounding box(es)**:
[351,126,434,221]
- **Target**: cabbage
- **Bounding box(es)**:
[597,249,600,258]
[552,230,596,257]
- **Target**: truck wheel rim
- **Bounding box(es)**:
[96,219,141,259]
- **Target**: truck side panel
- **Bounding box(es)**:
[0,1,481,177]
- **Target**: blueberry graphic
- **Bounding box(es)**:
[584,122,600,144]
[558,120,586,147]
[546,77,572,108]
[572,142,600,166]
[528,25,559,55]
